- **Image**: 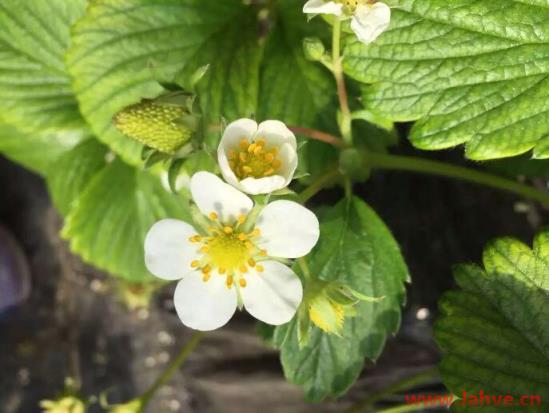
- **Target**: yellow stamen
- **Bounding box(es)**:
[255,264,264,272]
[272,159,282,169]
[209,212,218,221]
[237,215,247,225]
[224,226,234,234]
[228,149,236,159]
[226,275,234,288]
[239,139,249,150]
[248,143,256,153]
[202,265,211,274]
[250,228,261,237]
[201,246,209,253]
[218,268,226,275]
[245,241,254,249]
[263,167,274,176]
[259,249,267,256]
[264,153,274,163]
[239,264,248,273]
[255,138,266,147]
[238,233,248,241]
[242,165,253,174]
[239,152,247,162]
[253,145,263,155]
[248,258,256,267]
[203,273,211,282]
[191,260,200,268]
[239,278,247,288]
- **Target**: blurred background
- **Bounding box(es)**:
[1,134,546,412]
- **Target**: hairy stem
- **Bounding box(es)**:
[332,19,353,144]
[288,125,345,148]
[292,126,549,205]
[299,167,341,203]
[364,152,549,205]
[344,367,439,413]
[140,331,205,408]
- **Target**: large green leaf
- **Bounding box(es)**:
[274,197,409,401]
[48,141,192,282]
[0,0,88,133]
[67,0,262,164]
[47,139,109,215]
[343,0,549,160]
[0,122,85,175]
[435,230,549,411]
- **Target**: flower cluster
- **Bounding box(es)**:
[145,119,319,331]
[303,0,391,45]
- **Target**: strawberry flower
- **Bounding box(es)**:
[303,0,391,45]
[144,172,320,331]
[217,119,298,195]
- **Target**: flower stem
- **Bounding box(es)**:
[343,367,440,413]
[291,126,549,204]
[140,331,204,409]
[332,18,353,145]
[299,167,341,203]
[288,125,346,148]
[363,152,549,205]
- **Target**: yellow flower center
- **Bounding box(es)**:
[335,0,371,12]
[189,212,267,289]
[227,138,282,180]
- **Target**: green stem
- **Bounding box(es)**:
[332,19,353,145]
[140,331,204,409]
[344,368,439,413]
[364,152,549,204]
[299,167,341,203]
[297,257,312,281]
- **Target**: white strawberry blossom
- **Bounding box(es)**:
[217,118,298,195]
[144,172,320,331]
[303,0,391,45]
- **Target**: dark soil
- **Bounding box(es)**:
[0,141,546,413]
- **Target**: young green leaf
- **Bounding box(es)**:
[344,0,549,160]
[435,230,549,410]
[274,197,409,401]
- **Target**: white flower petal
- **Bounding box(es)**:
[351,2,391,45]
[303,0,343,17]
[256,200,320,258]
[219,118,258,149]
[217,148,240,188]
[239,175,287,195]
[256,120,297,150]
[241,261,303,325]
[190,171,253,224]
[174,272,238,331]
[277,142,298,186]
[144,219,199,280]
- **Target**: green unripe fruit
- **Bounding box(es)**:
[113,99,193,155]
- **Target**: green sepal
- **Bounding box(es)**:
[167,158,186,194]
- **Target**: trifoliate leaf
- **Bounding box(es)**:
[435,230,549,411]
[67,0,262,164]
[344,0,549,160]
[274,197,408,401]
